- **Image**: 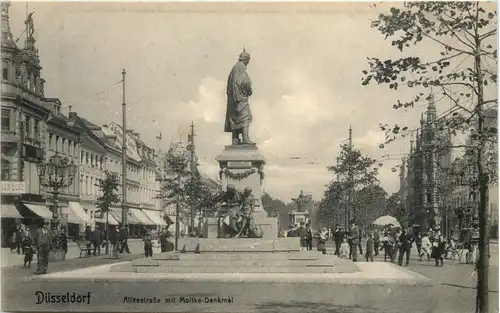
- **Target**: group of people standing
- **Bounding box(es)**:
[284,222,329,254]
[329,221,453,267]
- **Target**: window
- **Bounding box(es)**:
[81,151,84,163]
[1,109,10,131]
[1,159,10,180]
[24,115,31,138]
[2,60,8,80]
[33,119,39,140]
[55,136,60,152]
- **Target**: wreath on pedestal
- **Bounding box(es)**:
[225,168,256,181]
[219,165,265,181]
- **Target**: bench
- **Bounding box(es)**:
[75,240,95,258]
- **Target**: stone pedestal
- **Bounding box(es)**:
[216,144,278,238]
[203,217,219,238]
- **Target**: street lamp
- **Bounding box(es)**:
[36,152,78,239]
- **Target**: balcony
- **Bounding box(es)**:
[1,129,19,146]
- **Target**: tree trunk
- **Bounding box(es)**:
[474,14,489,312]
[105,211,109,255]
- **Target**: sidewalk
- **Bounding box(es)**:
[1,239,145,268]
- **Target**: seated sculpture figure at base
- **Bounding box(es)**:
[213,184,263,238]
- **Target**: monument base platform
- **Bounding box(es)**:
[177,238,299,253]
[116,249,359,274]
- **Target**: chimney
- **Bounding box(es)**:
[69,112,78,119]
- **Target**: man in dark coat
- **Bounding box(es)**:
[92,226,102,256]
[297,222,307,251]
[348,220,360,262]
[334,225,344,256]
[373,230,380,256]
[398,228,412,266]
[305,223,313,251]
[119,225,131,254]
[34,221,52,275]
[84,225,93,256]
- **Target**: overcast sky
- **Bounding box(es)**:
[8,2,497,202]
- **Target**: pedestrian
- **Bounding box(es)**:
[34,221,52,275]
[358,228,364,256]
[398,228,412,266]
[109,226,119,259]
[22,228,34,268]
[317,228,328,255]
[432,235,446,267]
[297,222,307,252]
[92,226,102,256]
[420,232,432,261]
[84,225,93,256]
[373,229,380,256]
[339,238,350,259]
[143,231,153,258]
[333,225,344,256]
[415,232,422,257]
[58,227,68,254]
[365,232,374,262]
[15,225,23,255]
[305,224,313,251]
[348,220,359,262]
[119,225,131,254]
[382,230,395,262]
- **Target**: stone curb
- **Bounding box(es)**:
[387,262,433,283]
[25,272,433,286]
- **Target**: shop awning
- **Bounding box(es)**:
[143,210,168,226]
[23,203,53,219]
[130,209,155,225]
[0,204,23,219]
[67,202,91,224]
[109,208,141,225]
[95,211,119,226]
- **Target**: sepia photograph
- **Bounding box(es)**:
[0,1,498,312]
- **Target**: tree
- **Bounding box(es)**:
[95,170,121,255]
[353,184,387,227]
[324,143,379,224]
[159,148,218,237]
[362,3,497,311]
[318,181,346,226]
[386,192,410,227]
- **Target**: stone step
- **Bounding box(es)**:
[135,266,343,274]
[178,252,324,261]
[157,260,319,267]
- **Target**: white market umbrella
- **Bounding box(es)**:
[373,215,401,227]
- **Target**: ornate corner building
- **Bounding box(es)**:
[1,2,82,238]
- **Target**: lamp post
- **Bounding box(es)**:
[36,153,78,245]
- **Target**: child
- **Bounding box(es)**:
[22,230,34,268]
[365,232,374,262]
[432,235,446,267]
[340,238,350,259]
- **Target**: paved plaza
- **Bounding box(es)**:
[1,242,498,313]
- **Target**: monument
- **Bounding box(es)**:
[213,49,278,239]
[289,191,312,225]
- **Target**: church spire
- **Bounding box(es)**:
[1,1,16,48]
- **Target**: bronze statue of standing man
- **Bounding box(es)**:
[225,49,254,145]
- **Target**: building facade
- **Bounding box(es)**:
[1,3,82,244]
